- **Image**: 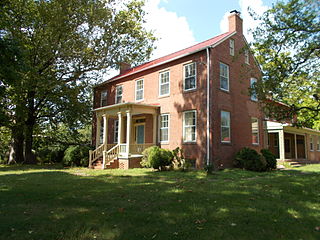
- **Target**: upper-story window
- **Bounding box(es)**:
[230,39,235,56]
[115,85,123,104]
[184,62,196,91]
[221,110,231,143]
[183,110,196,142]
[251,117,259,145]
[250,78,258,101]
[159,71,170,96]
[220,62,229,91]
[135,79,144,101]
[100,90,108,107]
[245,49,249,64]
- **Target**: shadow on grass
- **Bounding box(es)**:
[0,166,319,240]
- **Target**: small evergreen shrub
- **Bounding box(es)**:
[235,147,267,172]
[172,147,191,171]
[141,146,173,170]
[63,145,92,167]
[261,149,277,170]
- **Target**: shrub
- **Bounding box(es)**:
[141,146,173,170]
[204,164,214,175]
[63,145,92,167]
[172,147,191,171]
[235,147,267,172]
[261,149,277,170]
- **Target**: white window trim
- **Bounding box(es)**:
[221,111,231,143]
[220,62,229,92]
[250,78,258,102]
[245,49,250,65]
[310,136,314,151]
[251,117,259,145]
[183,62,197,92]
[100,90,107,107]
[159,71,170,97]
[115,85,123,104]
[159,113,170,143]
[135,79,144,102]
[114,120,119,143]
[183,110,197,143]
[230,39,235,56]
[317,136,320,151]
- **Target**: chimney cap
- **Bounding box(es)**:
[230,10,241,15]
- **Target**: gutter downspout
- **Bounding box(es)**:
[206,47,211,166]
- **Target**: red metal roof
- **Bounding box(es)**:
[107,31,235,83]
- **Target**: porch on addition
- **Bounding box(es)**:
[89,102,159,169]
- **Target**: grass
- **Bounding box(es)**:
[0,164,320,240]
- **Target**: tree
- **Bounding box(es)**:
[0,0,155,163]
[251,0,320,128]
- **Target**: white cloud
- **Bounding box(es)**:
[219,0,269,42]
[143,0,196,59]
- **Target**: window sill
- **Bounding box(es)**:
[252,143,259,146]
[221,141,232,145]
[160,141,169,145]
[135,99,144,103]
[158,94,170,99]
[183,88,197,93]
[220,88,230,93]
[183,141,197,145]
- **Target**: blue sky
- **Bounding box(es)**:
[142,0,279,59]
[157,0,278,42]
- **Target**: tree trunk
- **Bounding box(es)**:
[10,126,25,164]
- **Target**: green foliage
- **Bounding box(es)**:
[62,145,92,167]
[172,147,191,171]
[0,127,10,163]
[235,147,267,172]
[204,164,214,175]
[251,0,320,128]
[0,0,155,163]
[141,146,173,170]
[261,149,277,170]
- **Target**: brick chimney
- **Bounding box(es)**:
[119,62,131,74]
[228,10,243,35]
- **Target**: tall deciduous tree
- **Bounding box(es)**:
[0,0,155,163]
[251,0,320,128]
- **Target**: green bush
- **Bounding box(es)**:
[172,147,191,171]
[63,145,92,167]
[261,149,277,170]
[141,146,173,170]
[204,164,214,175]
[235,147,267,172]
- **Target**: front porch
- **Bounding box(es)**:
[89,102,159,169]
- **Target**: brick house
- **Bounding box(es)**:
[90,10,320,169]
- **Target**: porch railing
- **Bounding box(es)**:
[130,143,154,154]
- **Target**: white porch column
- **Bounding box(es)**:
[96,114,101,148]
[294,134,298,159]
[279,130,285,161]
[117,112,122,144]
[102,114,108,145]
[153,113,157,145]
[126,110,132,156]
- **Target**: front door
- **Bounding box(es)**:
[284,138,292,159]
[135,125,145,144]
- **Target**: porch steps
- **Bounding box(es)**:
[91,158,119,169]
[288,161,302,168]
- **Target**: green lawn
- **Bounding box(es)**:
[0,165,320,240]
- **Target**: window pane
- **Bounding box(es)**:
[221,127,230,142]
[136,80,143,100]
[220,63,229,91]
[251,118,259,144]
[183,111,196,142]
[160,129,168,142]
[184,63,196,90]
[221,111,230,142]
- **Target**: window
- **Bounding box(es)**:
[114,120,119,143]
[183,110,196,142]
[250,78,258,101]
[245,49,249,64]
[230,39,235,56]
[317,136,320,151]
[310,136,314,151]
[159,71,170,96]
[160,114,169,142]
[220,63,229,91]
[221,111,231,142]
[184,62,196,91]
[115,85,123,104]
[135,79,144,101]
[251,118,259,145]
[100,90,107,107]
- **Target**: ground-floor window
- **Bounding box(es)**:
[160,114,169,143]
[114,120,119,143]
[251,117,259,145]
[221,111,231,143]
[310,136,314,151]
[183,110,196,142]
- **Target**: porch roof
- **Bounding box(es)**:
[266,121,320,136]
[93,102,160,116]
